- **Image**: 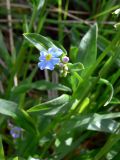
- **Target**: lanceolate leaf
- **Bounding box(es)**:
[56,112,120,159]
[68,62,84,72]
[23,33,56,51]
[62,112,120,134]
[12,80,72,95]
[27,94,70,113]
[0,99,36,135]
[78,23,98,68]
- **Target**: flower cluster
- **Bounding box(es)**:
[38,47,69,76]
[59,56,69,77]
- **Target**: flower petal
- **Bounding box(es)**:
[10,127,21,139]
[45,61,55,70]
[48,47,55,54]
[48,47,63,57]
[39,56,45,61]
[38,61,55,70]
[57,48,63,56]
[51,58,60,65]
[40,51,47,56]
[39,51,48,60]
[38,61,46,70]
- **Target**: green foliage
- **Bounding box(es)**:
[12,80,72,95]
[0,99,37,134]
[29,0,45,10]
[77,23,98,68]
[1,0,120,159]
[0,136,5,160]
[24,33,56,51]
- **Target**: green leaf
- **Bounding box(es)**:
[37,0,45,11]
[98,35,110,51]
[69,46,79,63]
[0,99,36,135]
[0,99,17,118]
[70,72,83,93]
[0,99,38,157]
[27,94,70,113]
[53,41,67,55]
[73,77,95,100]
[68,62,84,72]
[0,136,5,160]
[23,33,56,51]
[112,152,120,160]
[13,157,18,160]
[12,80,71,95]
[110,97,120,104]
[29,0,45,11]
[77,23,98,68]
[99,78,114,106]
[62,112,120,134]
[0,31,11,67]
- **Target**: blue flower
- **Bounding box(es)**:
[10,126,21,139]
[38,47,63,70]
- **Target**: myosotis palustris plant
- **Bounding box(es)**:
[0,0,120,160]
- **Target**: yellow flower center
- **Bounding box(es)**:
[45,54,52,61]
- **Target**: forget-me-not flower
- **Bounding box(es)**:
[10,126,21,139]
[38,47,63,70]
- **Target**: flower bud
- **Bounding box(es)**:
[64,65,68,71]
[59,62,64,68]
[62,56,69,63]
